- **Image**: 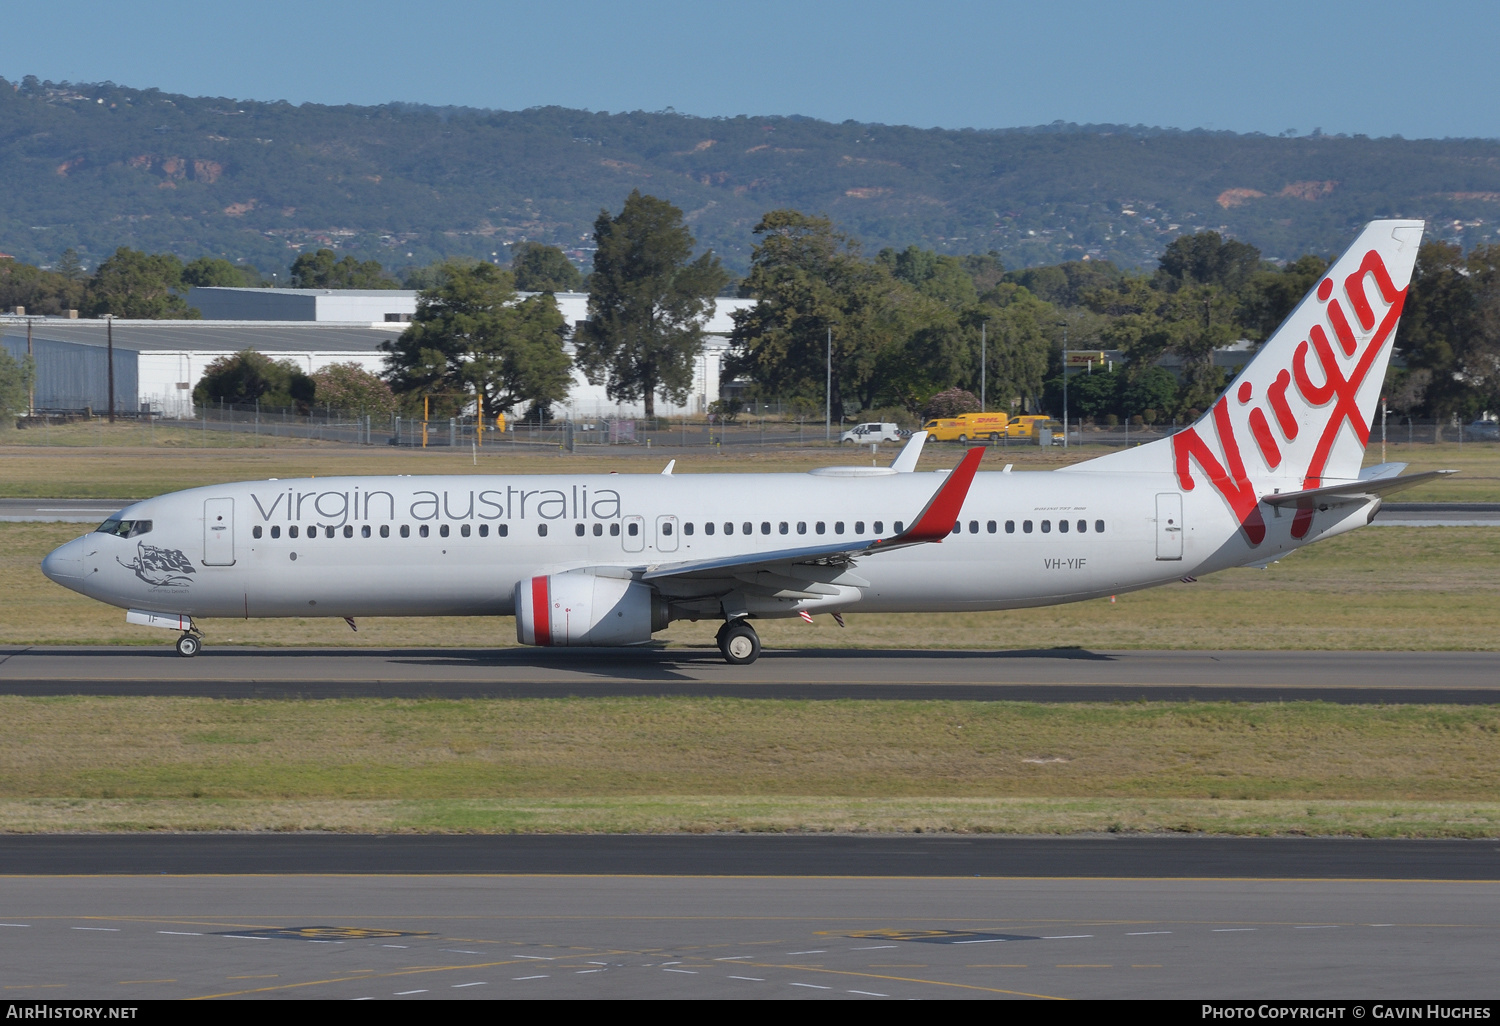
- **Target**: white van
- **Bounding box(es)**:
[840,422,904,444]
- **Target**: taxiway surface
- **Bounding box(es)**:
[3,645,1499,703]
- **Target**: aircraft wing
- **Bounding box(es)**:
[639,447,985,584]
[1259,468,1456,510]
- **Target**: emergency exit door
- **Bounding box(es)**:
[203,498,236,565]
[1155,493,1183,561]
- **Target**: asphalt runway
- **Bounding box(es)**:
[3,645,1499,703]
[3,866,1496,999]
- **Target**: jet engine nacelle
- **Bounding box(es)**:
[514,572,668,647]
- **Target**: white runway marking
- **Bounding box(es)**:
[452,982,487,988]
[1295,925,1338,929]
[954,937,1008,944]
[394,989,427,995]
[790,982,832,989]
[71,927,120,931]
[0,924,32,928]
[514,954,553,960]
[852,944,898,950]
[663,968,698,974]
[849,990,890,997]
[382,944,408,948]
[787,949,827,954]
[715,956,751,960]
[1043,935,1093,939]
[1213,928,1256,932]
[1127,931,1172,936]
[728,976,765,981]
[513,975,548,981]
[158,931,202,936]
[441,949,482,954]
[221,935,269,940]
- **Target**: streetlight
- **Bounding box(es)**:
[1059,322,1068,449]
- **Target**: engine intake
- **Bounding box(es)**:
[515,572,668,647]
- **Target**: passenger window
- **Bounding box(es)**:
[1059,520,1069,533]
[479,524,489,538]
[1095,520,1105,533]
[628,523,639,537]
[722,523,732,535]
[684,523,694,536]
[705,522,715,536]
[592,523,602,536]
[874,521,884,534]
[608,523,618,537]
[362,525,371,538]
[855,521,865,534]
[951,523,960,535]
[1041,520,1052,533]
[324,526,334,539]
[815,522,825,535]
[1023,520,1033,533]
[761,522,771,535]
[380,524,389,538]
[987,521,997,534]
[894,521,902,533]
[539,524,548,537]
[461,524,471,537]
[290,525,299,539]
[253,526,262,539]
[969,520,979,534]
[439,524,450,538]
[500,524,509,537]
[778,522,788,535]
[1005,520,1015,534]
[271,525,281,539]
[344,525,354,538]
[575,523,584,537]
[835,521,844,534]
[400,525,409,538]
[419,524,430,538]
[663,522,673,536]
[1077,520,1087,533]
[744,522,753,535]
[797,522,806,535]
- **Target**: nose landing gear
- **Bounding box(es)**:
[175,632,202,658]
[716,619,761,665]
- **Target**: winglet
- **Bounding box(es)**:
[890,431,928,472]
[661,460,676,476]
[874,447,985,547]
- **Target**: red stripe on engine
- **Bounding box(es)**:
[531,576,552,646]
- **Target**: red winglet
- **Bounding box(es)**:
[876,447,986,546]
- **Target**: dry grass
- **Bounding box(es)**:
[3,432,1496,499]
[3,796,1497,838]
[8,521,1500,650]
[2,697,1498,836]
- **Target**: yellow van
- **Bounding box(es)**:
[921,412,1011,442]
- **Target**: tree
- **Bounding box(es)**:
[922,388,979,419]
[969,283,1056,413]
[193,350,314,410]
[1239,254,1329,342]
[182,256,261,289]
[878,246,977,308]
[289,248,399,290]
[729,209,895,418]
[510,242,584,293]
[381,262,572,419]
[87,247,197,318]
[0,347,35,427]
[575,191,729,418]
[1121,367,1179,422]
[0,257,86,316]
[1156,231,1261,293]
[310,362,397,417]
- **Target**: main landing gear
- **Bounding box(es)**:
[716,619,761,665]
[175,631,202,658]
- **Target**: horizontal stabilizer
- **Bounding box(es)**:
[1260,470,1456,510]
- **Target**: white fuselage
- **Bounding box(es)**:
[41,466,1373,624]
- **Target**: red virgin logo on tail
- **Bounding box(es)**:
[1173,249,1408,544]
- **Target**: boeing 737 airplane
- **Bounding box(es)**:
[42,219,1448,664]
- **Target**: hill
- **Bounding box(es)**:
[3,74,1500,275]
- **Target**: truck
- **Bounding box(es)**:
[920,412,1011,442]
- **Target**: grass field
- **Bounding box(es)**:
[2,697,1497,836]
[1,430,1496,500]
[6,520,1498,649]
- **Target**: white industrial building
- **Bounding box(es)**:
[2,290,756,421]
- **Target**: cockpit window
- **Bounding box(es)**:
[95,519,152,539]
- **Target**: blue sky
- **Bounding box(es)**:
[9,0,1497,138]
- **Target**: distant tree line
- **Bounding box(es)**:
[11,192,1493,426]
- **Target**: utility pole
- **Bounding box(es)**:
[980,321,986,413]
[106,314,115,423]
[1060,322,1068,449]
[825,326,831,442]
[26,317,33,418]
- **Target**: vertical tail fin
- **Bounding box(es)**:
[1065,219,1424,536]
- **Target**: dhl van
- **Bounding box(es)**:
[921,412,1011,442]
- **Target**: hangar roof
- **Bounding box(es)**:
[0,318,404,354]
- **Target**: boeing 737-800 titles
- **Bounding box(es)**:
[42,220,1448,664]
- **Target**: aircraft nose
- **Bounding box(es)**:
[41,537,87,582]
